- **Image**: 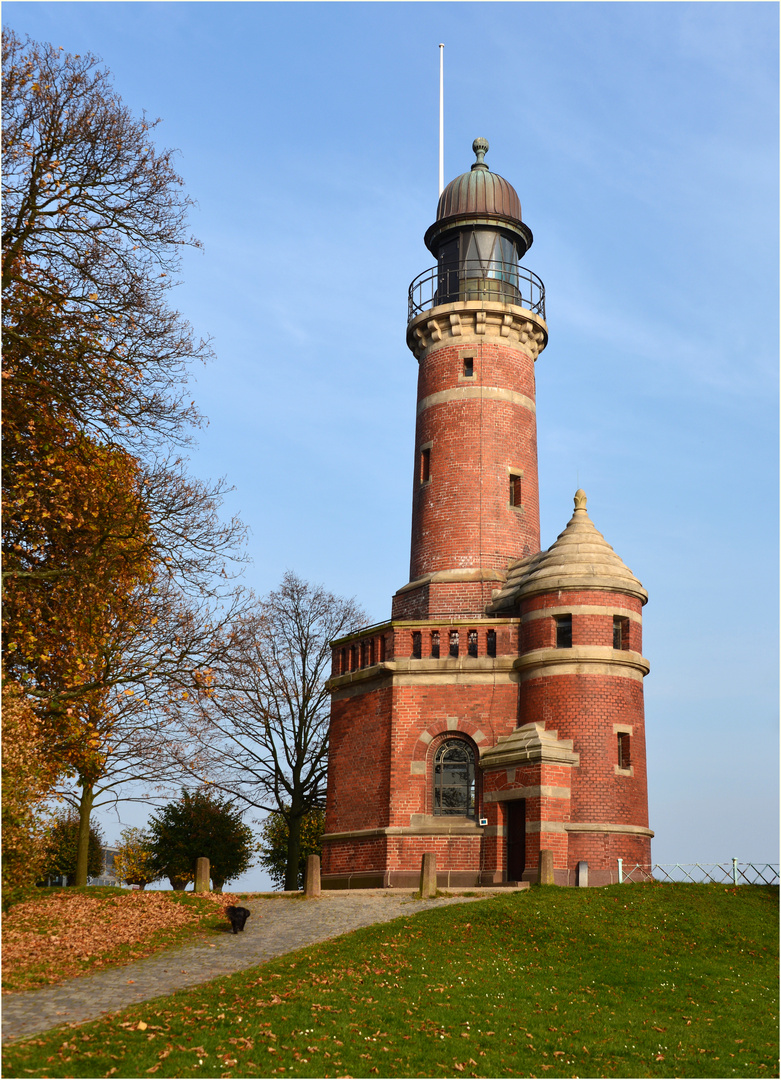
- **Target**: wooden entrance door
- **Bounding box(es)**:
[506,799,526,882]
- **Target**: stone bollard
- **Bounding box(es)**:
[576,860,589,887]
[304,854,321,898]
[194,857,210,893]
[537,849,555,885]
[420,852,437,898]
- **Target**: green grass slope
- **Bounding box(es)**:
[3,883,778,1079]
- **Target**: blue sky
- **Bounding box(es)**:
[5,2,778,889]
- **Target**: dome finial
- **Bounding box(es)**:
[574,489,587,511]
[471,137,489,171]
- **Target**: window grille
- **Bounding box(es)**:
[433,739,476,818]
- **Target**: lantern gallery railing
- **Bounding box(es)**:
[408,260,546,322]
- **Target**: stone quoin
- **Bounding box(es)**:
[322,139,652,888]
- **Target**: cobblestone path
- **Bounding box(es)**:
[2,890,496,1044]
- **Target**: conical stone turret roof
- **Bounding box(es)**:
[487,490,647,612]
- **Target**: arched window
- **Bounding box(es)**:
[434,739,476,818]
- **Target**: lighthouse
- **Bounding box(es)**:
[322,140,652,888]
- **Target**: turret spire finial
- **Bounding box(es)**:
[471,137,489,171]
[574,489,587,511]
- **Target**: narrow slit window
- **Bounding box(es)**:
[613,615,630,650]
[340,648,347,674]
[449,630,459,658]
[509,473,522,507]
[430,630,440,659]
[463,356,474,378]
[486,629,497,657]
[379,636,386,662]
[412,631,422,659]
[369,638,375,666]
[350,644,358,671]
[617,732,631,769]
[420,447,431,485]
[360,640,367,669]
[555,614,572,649]
[467,629,478,657]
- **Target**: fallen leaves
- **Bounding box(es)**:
[2,891,239,992]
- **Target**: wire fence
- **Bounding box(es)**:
[618,859,779,886]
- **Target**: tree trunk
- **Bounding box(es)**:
[285,811,303,892]
[74,781,95,887]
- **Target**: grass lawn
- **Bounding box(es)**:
[1,886,246,993]
[2,883,777,1079]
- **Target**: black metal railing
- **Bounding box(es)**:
[408,260,546,322]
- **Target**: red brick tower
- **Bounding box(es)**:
[322,140,652,888]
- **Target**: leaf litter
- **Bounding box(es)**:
[3,890,239,992]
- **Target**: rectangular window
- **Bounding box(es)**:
[430,630,440,659]
[613,615,630,650]
[368,638,375,666]
[411,631,422,659]
[486,629,497,657]
[340,648,347,675]
[555,614,572,649]
[509,473,522,507]
[420,447,431,485]
[449,630,459,658]
[463,356,474,377]
[468,629,478,657]
[617,732,631,769]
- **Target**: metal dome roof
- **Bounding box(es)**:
[424,138,532,258]
[436,138,523,224]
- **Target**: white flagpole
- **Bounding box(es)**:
[438,43,444,196]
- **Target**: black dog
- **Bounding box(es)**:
[226,905,250,934]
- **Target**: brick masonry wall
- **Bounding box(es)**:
[388,681,518,828]
[521,591,644,653]
[324,686,393,839]
[392,579,503,620]
[408,340,541,581]
[519,673,648,830]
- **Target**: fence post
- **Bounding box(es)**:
[732,857,738,886]
[617,858,623,884]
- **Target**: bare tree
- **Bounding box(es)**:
[191,573,366,891]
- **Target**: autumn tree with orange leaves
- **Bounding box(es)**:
[2,32,248,886]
